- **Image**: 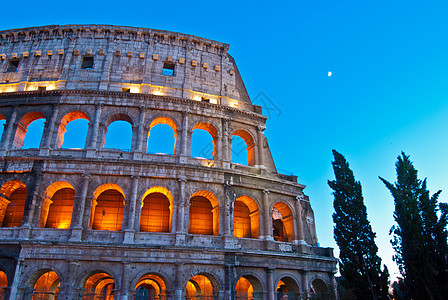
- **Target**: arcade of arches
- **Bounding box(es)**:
[0,180,297,243]
[0,269,332,300]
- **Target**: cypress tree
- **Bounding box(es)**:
[380,152,448,300]
[328,150,389,300]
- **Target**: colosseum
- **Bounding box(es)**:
[0,25,337,300]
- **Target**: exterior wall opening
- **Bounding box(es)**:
[234,196,260,239]
[235,276,263,300]
[134,274,166,300]
[81,56,94,70]
[162,62,175,76]
[0,182,27,228]
[92,189,125,231]
[231,130,255,166]
[231,135,249,165]
[191,129,213,160]
[31,271,60,300]
[310,279,329,299]
[13,112,46,149]
[0,270,7,300]
[6,59,20,73]
[57,111,90,149]
[0,117,6,145]
[21,118,46,149]
[104,119,133,151]
[140,192,171,232]
[43,187,75,229]
[82,272,114,300]
[147,124,175,155]
[186,275,214,300]
[272,202,295,242]
[189,191,219,236]
[276,277,300,300]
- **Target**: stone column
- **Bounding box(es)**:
[120,262,132,300]
[70,173,91,241]
[124,176,139,243]
[174,263,184,300]
[222,118,230,168]
[294,195,305,244]
[40,103,60,155]
[224,265,235,300]
[179,112,189,162]
[20,168,43,239]
[175,178,187,245]
[86,103,103,156]
[262,190,273,241]
[266,267,275,300]
[8,258,25,300]
[133,106,146,160]
[0,105,18,152]
[223,182,232,237]
[257,125,266,167]
[301,270,309,300]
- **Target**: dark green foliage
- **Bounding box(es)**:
[380,152,448,300]
[328,150,389,300]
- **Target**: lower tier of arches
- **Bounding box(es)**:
[0,243,337,300]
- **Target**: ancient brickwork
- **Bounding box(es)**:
[0,25,337,300]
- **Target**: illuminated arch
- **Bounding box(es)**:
[232,129,255,166]
[38,181,75,229]
[82,271,115,300]
[0,180,27,227]
[0,270,7,299]
[191,122,218,160]
[91,184,125,231]
[276,276,301,300]
[140,187,174,233]
[235,275,264,300]
[56,111,90,148]
[234,196,260,239]
[189,190,219,236]
[13,111,46,149]
[134,273,167,300]
[272,202,295,242]
[147,116,178,154]
[185,274,219,300]
[31,270,60,300]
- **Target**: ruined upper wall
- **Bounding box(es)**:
[0,25,253,110]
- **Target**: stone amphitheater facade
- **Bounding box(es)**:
[0,25,337,300]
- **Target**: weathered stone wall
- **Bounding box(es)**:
[0,25,337,300]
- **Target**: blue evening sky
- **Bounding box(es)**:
[3,0,448,280]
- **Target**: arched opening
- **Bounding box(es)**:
[191,123,218,160]
[15,112,46,149]
[32,271,60,300]
[272,202,295,242]
[39,182,75,229]
[186,275,216,300]
[276,277,300,300]
[0,114,6,146]
[140,187,173,233]
[147,117,177,155]
[189,191,219,236]
[232,130,255,166]
[57,111,90,149]
[0,181,27,228]
[235,275,263,300]
[234,196,260,239]
[231,135,248,165]
[134,274,167,300]
[0,270,7,300]
[103,114,133,151]
[82,272,115,300]
[310,279,329,300]
[91,184,125,231]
